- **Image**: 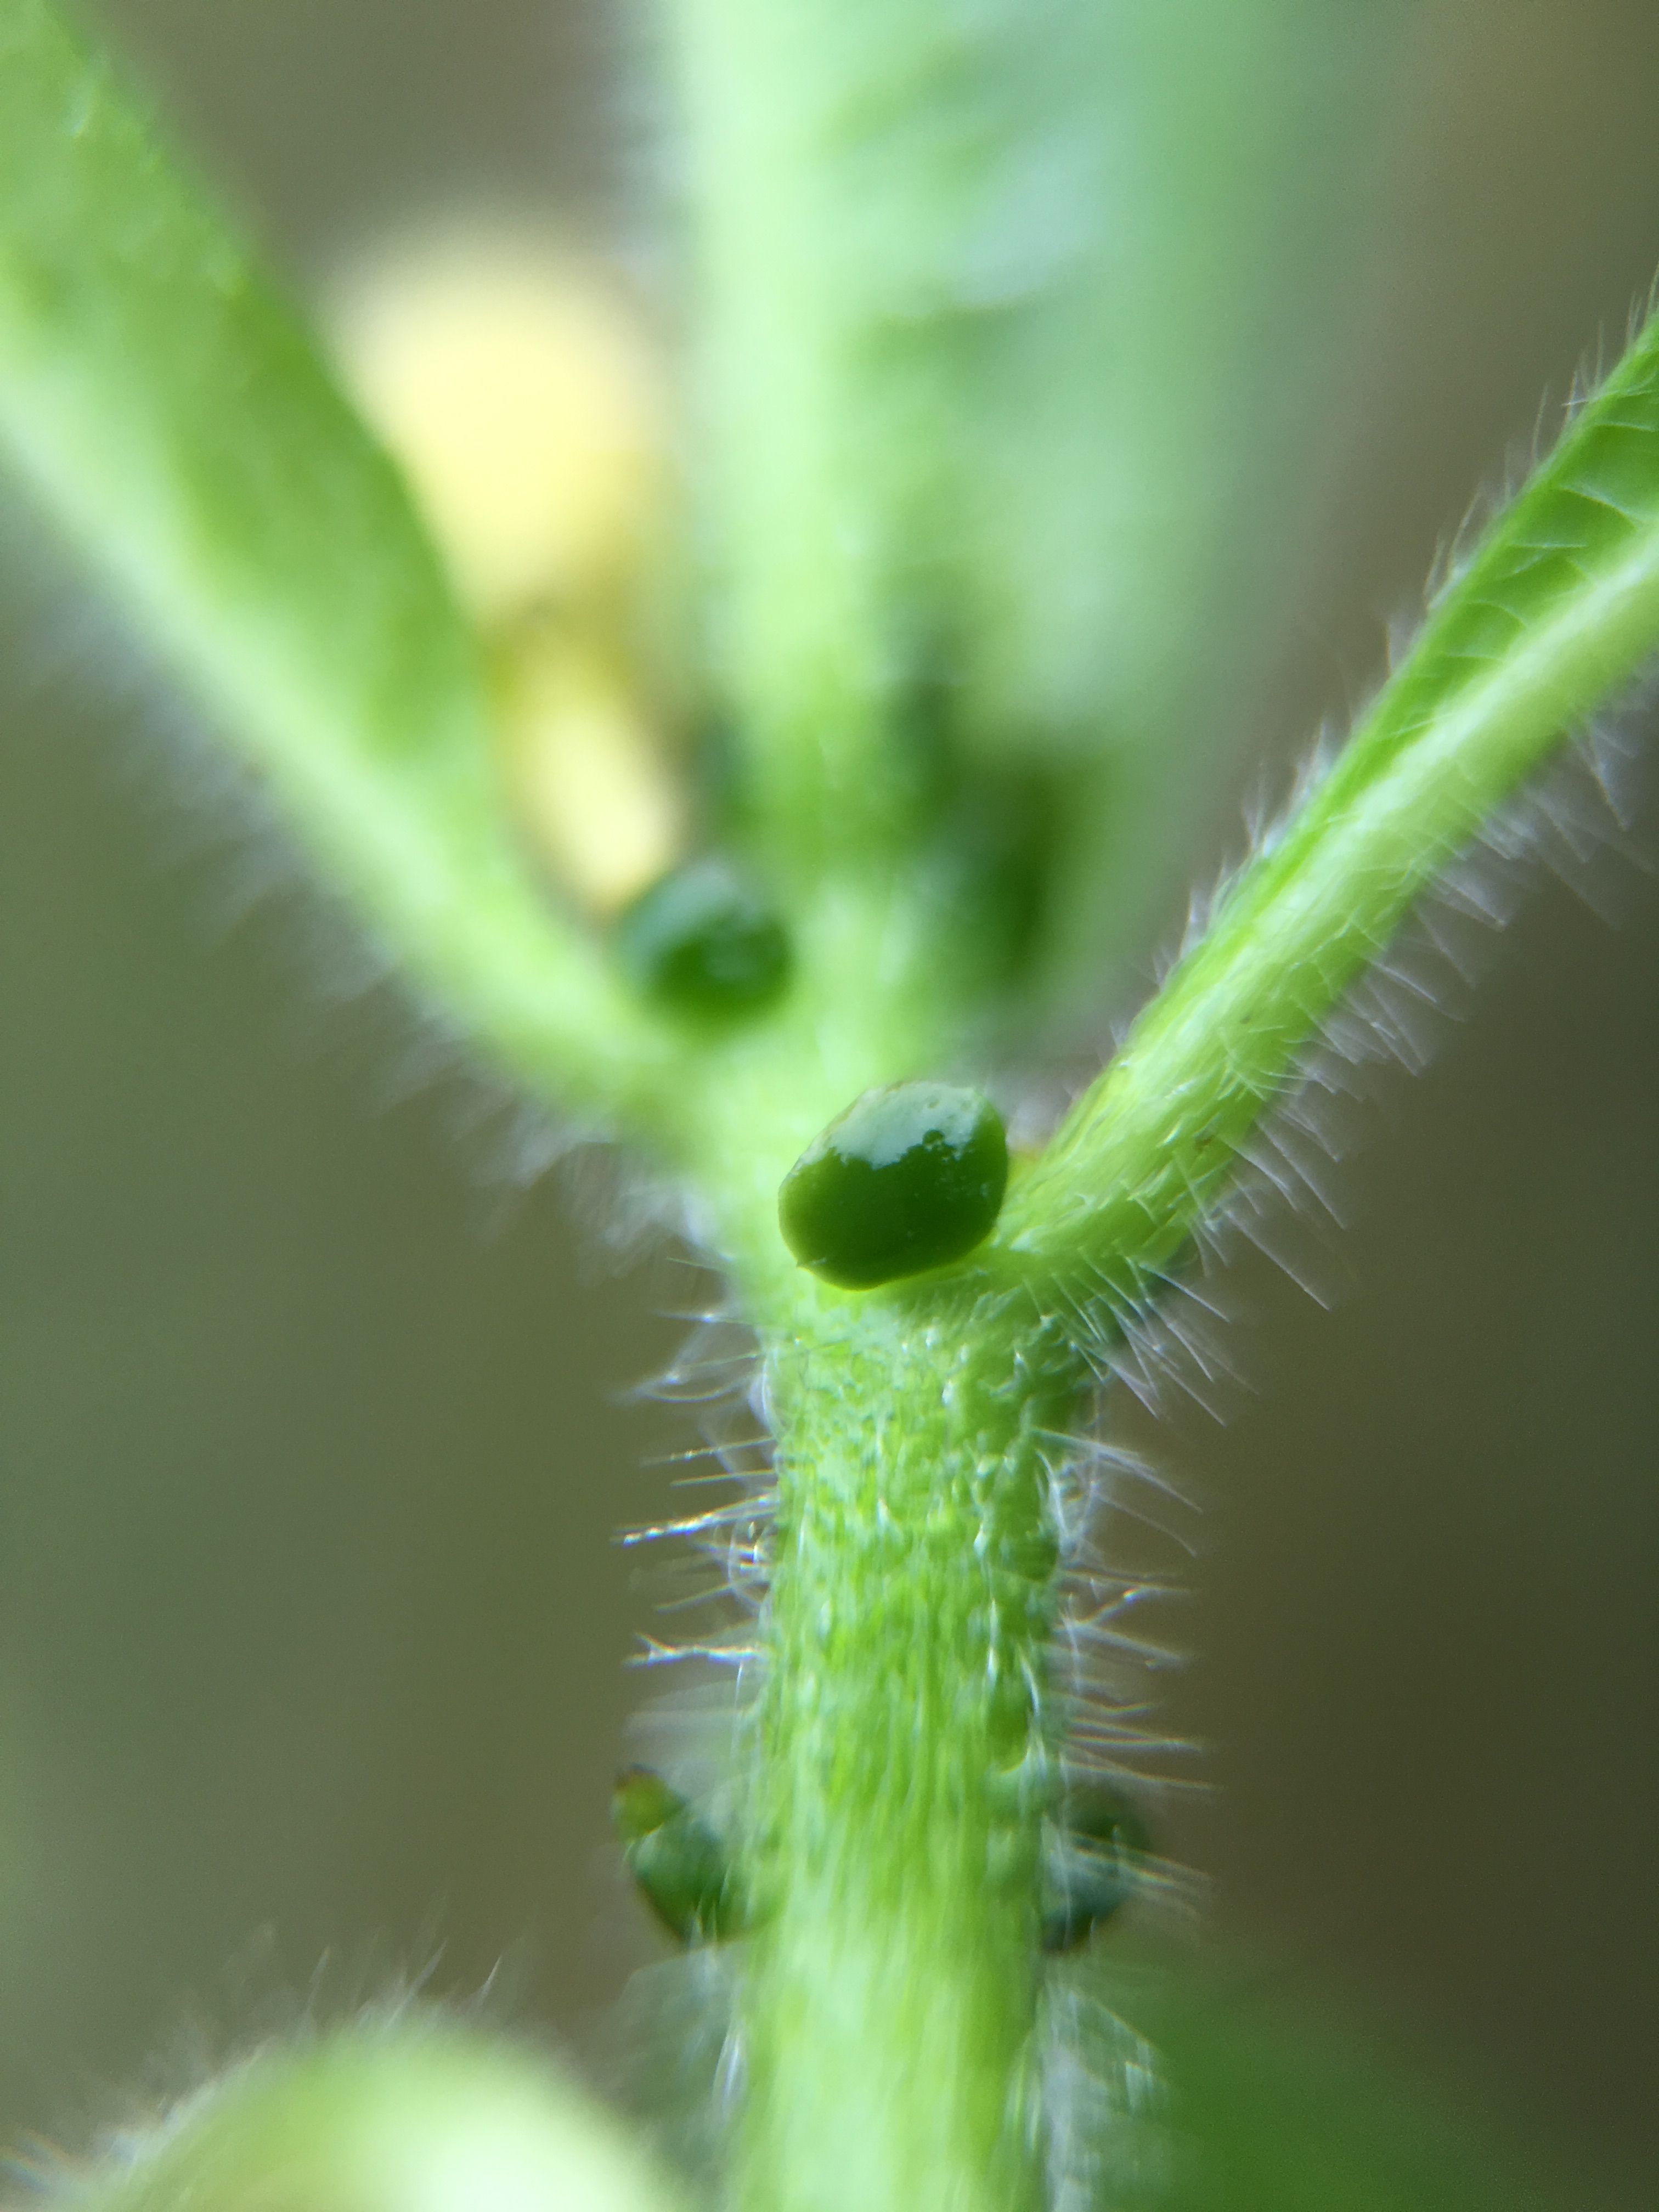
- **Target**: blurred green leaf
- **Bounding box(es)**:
[0,0,658,1120]
[1064,1953,1633,2212]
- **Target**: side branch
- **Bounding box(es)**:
[0,1,664,1126]
[996,302,1659,1308]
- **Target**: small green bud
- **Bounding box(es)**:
[613,858,790,1016]
[613,1767,747,1945]
[1040,1781,1151,1954]
[777,1081,1008,1290]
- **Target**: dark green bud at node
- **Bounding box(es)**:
[778,1081,1008,1289]
[613,858,790,1017]
[1040,1781,1152,1954]
[612,1766,747,1945]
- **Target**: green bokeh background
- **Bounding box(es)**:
[1,0,1654,2192]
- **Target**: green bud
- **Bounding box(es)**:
[613,1767,747,1946]
[1040,1781,1151,1954]
[777,1082,1008,1290]
[613,858,790,1017]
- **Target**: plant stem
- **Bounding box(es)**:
[0,1,667,1127]
[736,1283,1077,2212]
[997,296,1659,1306]
[668,0,1407,1003]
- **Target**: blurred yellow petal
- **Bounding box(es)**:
[497,630,684,914]
[330,227,665,627]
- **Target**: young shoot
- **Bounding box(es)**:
[0,4,1652,2211]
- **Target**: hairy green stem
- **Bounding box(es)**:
[997,300,1659,1306]
[719,297,1659,2212]
[739,1286,1076,2212]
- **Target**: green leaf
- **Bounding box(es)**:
[0,0,661,1123]
[1064,1955,1634,2212]
[999,297,1659,1310]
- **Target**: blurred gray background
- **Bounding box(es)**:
[1,0,1654,2192]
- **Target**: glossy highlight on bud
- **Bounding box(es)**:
[778,1082,1008,1289]
[1040,1781,1151,1954]
[613,1767,747,1946]
[613,858,791,1017]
